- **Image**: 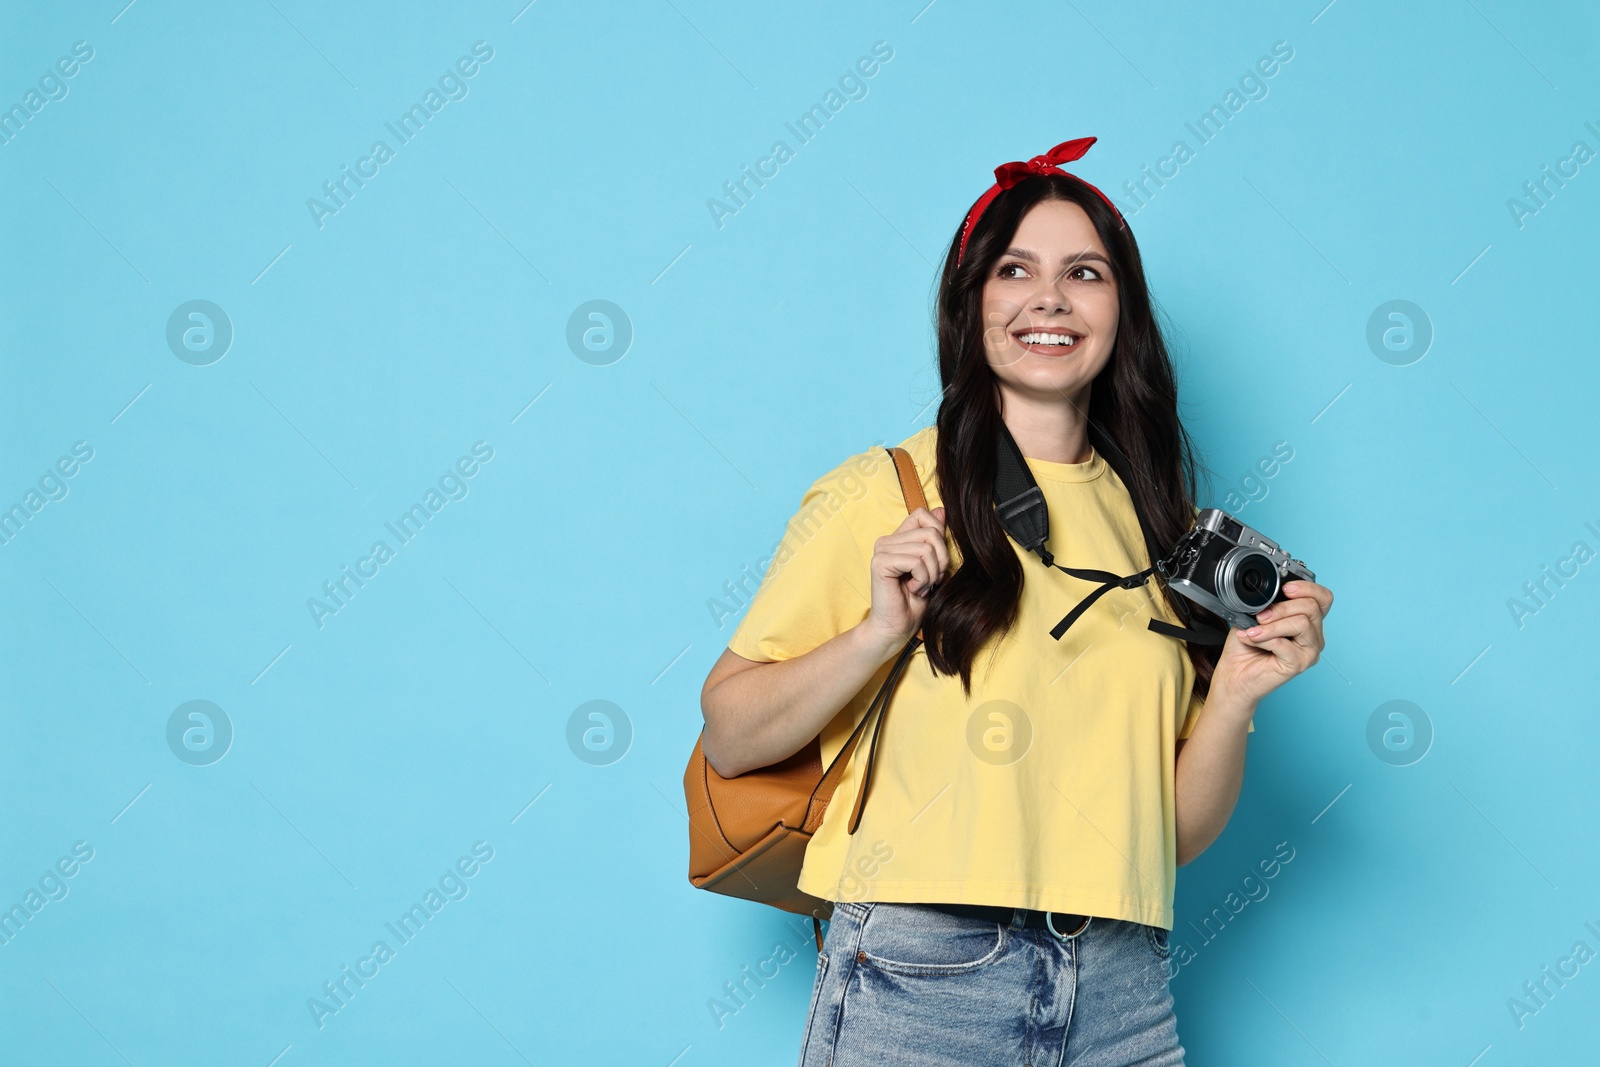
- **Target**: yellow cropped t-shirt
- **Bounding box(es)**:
[726,425,1251,931]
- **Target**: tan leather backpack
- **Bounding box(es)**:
[683,446,928,951]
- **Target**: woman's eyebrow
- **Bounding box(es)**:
[1001,247,1112,267]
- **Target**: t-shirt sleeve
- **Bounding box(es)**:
[1178,690,1255,739]
[726,471,874,663]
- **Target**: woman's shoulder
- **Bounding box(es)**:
[792,426,940,535]
[809,425,939,507]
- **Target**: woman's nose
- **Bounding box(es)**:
[1031,284,1069,314]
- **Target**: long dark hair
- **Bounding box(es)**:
[919,172,1221,698]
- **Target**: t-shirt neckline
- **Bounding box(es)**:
[1023,447,1106,484]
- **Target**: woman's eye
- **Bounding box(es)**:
[1072,265,1103,282]
[996,262,1027,280]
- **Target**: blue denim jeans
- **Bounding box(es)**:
[798,901,1183,1066]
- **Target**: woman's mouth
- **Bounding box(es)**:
[1012,329,1082,356]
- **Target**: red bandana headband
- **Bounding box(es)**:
[955,136,1125,266]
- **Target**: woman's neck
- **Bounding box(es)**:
[998,386,1093,464]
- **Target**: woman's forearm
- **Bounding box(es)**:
[701,622,905,778]
[1174,691,1256,865]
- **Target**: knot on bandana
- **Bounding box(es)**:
[956,136,1125,265]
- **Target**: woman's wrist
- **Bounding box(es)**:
[849,617,912,667]
[1203,684,1258,731]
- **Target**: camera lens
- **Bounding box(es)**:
[1219,549,1279,613]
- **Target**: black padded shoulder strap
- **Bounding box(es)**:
[993,420,1225,646]
[994,418,1053,566]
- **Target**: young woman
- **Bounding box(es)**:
[699,137,1333,1067]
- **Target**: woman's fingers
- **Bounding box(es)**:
[1238,623,1320,671]
[876,549,927,590]
[867,507,948,641]
[897,506,945,535]
[1254,591,1326,647]
[894,511,949,564]
[877,547,936,593]
[1280,580,1333,618]
[1241,612,1317,650]
[1255,590,1323,625]
[1247,634,1311,671]
[893,527,947,575]
[878,519,949,583]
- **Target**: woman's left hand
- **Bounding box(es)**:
[1208,579,1334,712]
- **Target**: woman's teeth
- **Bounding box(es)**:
[1018,333,1078,347]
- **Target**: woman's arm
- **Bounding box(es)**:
[700,623,905,778]
[1173,690,1256,866]
[1173,579,1333,865]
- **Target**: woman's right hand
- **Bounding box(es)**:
[864,505,949,648]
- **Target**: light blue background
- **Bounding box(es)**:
[3,0,1598,1063]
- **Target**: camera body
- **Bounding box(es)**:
[1161,509,1315,632]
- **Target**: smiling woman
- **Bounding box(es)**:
[979,207,1124,450]
[699,134,1334,1066]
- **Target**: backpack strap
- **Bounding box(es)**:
[847,446,929,834]
[847,633,921,834]
[804,446,928,840]
[802,630,920,834]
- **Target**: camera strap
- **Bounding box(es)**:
[993,420,1225,646]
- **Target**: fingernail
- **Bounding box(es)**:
[1247,627,1262,637]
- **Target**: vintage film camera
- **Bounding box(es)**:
[1160,509,1315,632]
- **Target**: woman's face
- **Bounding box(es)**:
[979,198,1119,407]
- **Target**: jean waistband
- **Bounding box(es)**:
[918,901,1091,939]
